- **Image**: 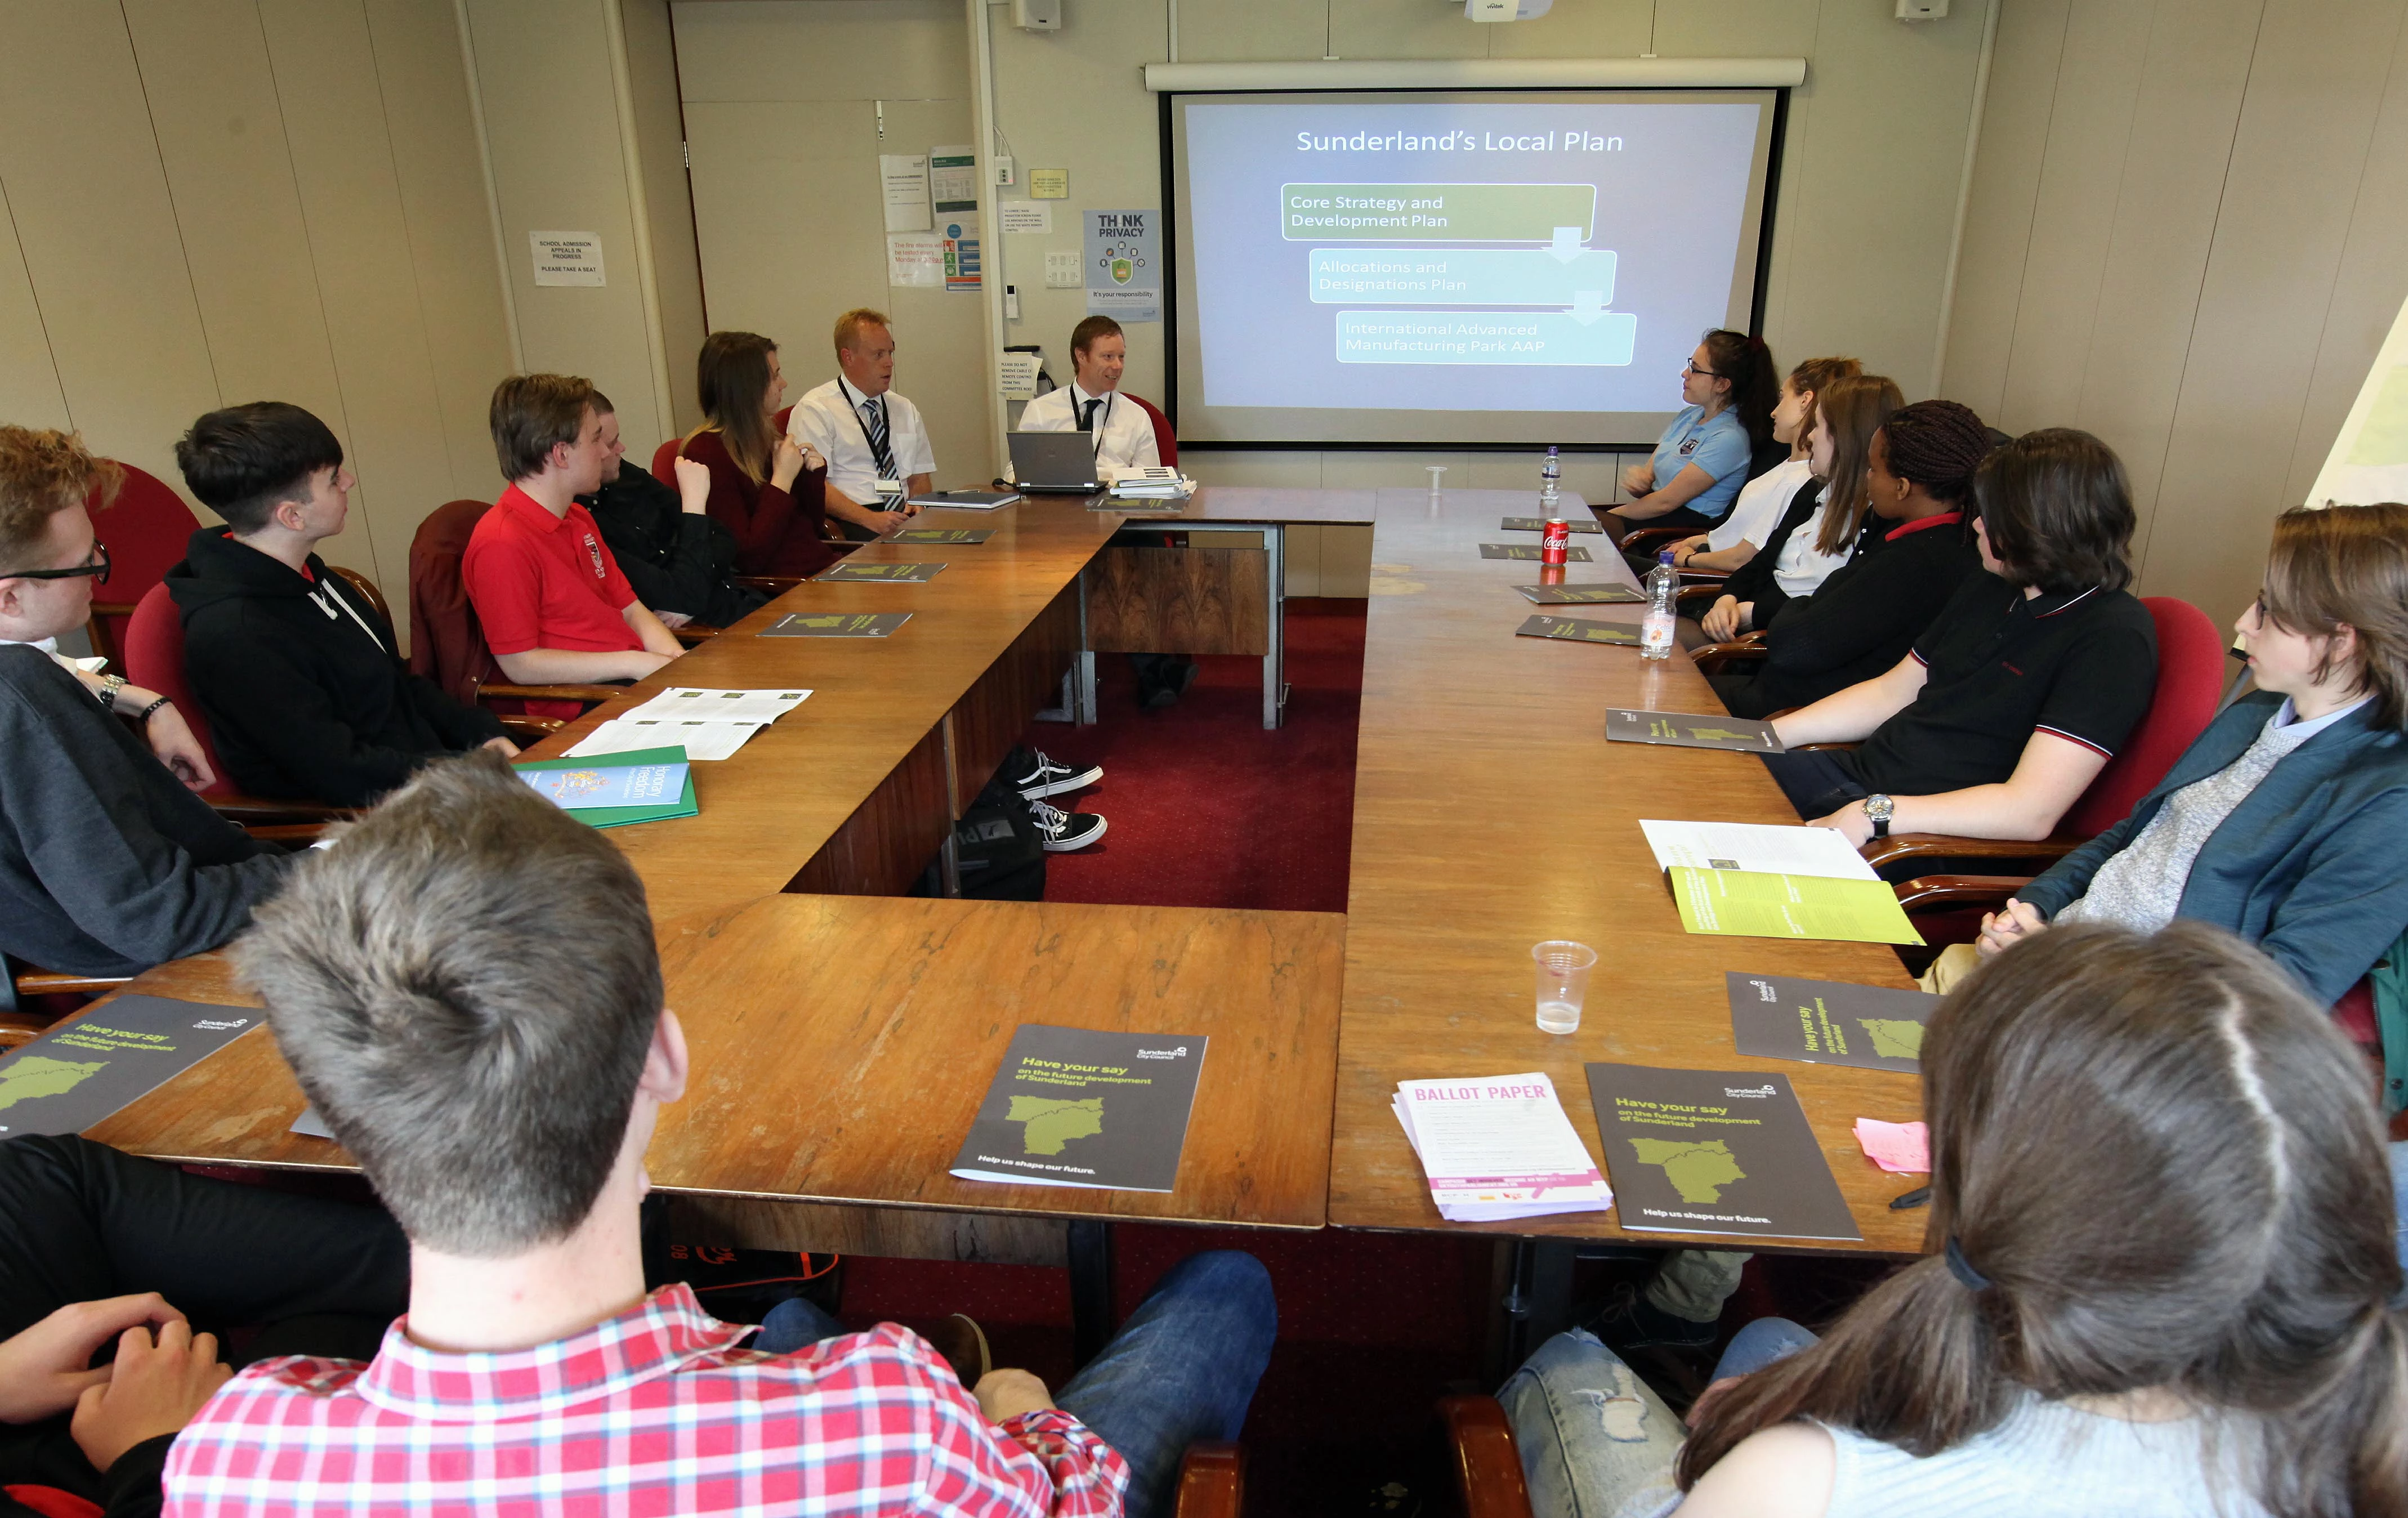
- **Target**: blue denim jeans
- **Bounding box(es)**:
[758,1249,1276,1518]
[2392,1141,2408,1272]
[1497,1319,1818,1518]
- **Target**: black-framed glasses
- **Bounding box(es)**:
[1682,360,1725,380]
[8,541,108,585]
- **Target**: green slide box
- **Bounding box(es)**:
[1281,184,1597,243]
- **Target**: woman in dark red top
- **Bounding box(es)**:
[676,332,834,578]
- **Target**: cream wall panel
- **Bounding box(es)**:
[621,0,709,433]
[1937,0,2070,421]
[1486,1,1651,60]
[2282,23,2408,507]
[123,0,349,446]
[1171,0,1323,64]
[0,180,70,432]
[1328,0,1487,62]
[0,2,221,492]
[464,0,668,461]
[673,0,967,102]
[2142,0,2408,625]
[367,0,520,502]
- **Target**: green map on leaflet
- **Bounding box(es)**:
[1860,1019,1925,1060]
[1628,1138,1745,1204]
[1008,1095,1105,1155]
[0,1056,106,1113]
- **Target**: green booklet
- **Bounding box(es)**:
[1727,972,1936,1073]
[1606,708,1784,752]
[761,611,913,638]
[1585,1063,1862,1241]
[815,560,946,583]
[1481,543,1593,562]
[1516,614,1638,646]
[891,528,992,544]
[1669,867,1923,945]
[949,1024,1208,1193]
[513,745,696,829]
[1515,583,1644,605]
[0,996,261,1139]
[1500,516,1602,533]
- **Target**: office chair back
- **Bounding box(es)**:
[122,582,234,798]
[651,437,682,489]
[1124,393,1178,468]
[408,498,501,707]
[2061,595,2225,837]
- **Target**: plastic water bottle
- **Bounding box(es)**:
[1538,445,1562,516]
[1641,550,1679,660]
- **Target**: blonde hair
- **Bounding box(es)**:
[0,427,120,574]
[833,308,892,356]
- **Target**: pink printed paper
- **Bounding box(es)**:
[1852,1117,1930,1174]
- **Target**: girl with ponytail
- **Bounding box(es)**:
[1605,329,1782,544]
[1499,920,2408,1517]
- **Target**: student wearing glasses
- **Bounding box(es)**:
[1602,329,1779,547]
[0,426,292,979]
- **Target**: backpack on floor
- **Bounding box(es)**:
[953,747,1047,901]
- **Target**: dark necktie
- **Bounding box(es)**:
[1079,398,1101,433]
[860,397,897,478]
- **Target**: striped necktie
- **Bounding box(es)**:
[860,396,897,478]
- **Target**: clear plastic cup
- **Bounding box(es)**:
[1533,941,1598,1034]
[1426,465,1448,494]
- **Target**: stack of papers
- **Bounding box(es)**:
[1639,820,1923,945]
[1110,467,1197,500]
[1391,1071,1614,1222]
[564,687,811,762]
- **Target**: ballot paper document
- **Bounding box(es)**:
[564,687,812,762]
[1638,820,1880,881]
[1392,1071,1613,1222]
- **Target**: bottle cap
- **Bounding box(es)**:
[1659,550,1676,563]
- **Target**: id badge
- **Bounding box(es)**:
[875,477,904,497]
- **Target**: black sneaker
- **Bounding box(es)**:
[1016,749,1102,800]
[1584,1281,1719,1356]
[1032,801,1107,852]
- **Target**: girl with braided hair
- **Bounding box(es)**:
[1499,920,2407,1518]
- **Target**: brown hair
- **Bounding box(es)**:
[833,308,892,356]
[488,373,597,483]
[689,331,780,484]
[1811,373,1905,556]
[1698,328,1780,450]
[1678,922,2408,1516]
[1785,356,1860,454]
[1071,315,1124,359]
[1971,427,2135,593]
[2259,502,2408,731]
[237,751,663,1256]
[0,427,120,574]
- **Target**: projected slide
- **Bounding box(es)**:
[1170,92,1775,445]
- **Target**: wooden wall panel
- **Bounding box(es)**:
[947,585,1081,809]
[786,722,951,897]
[1086,545,1271,658]
[0,178,69,432]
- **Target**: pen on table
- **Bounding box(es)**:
[1890,1185,1930,1210]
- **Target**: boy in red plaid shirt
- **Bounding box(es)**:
[163,752,1273,1518]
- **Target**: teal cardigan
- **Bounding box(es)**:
[2020,691,2408,1007]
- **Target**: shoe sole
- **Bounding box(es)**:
[1018,765,1103,800]
[1041,815,1107,852]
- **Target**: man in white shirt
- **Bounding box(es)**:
[785,309,933,539]
[1016,317,1161,483]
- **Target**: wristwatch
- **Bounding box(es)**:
[97,672,126,709]
[1864,794,1895,840]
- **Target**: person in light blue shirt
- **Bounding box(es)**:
[1604,328,1777,546]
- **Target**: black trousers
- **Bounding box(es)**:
[1758,748,1870,820]
[0,1136,409,1506]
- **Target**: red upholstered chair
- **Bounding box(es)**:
[651,437,682,490]
[85,463,202,667]
[406,499,622,717]
[1889,596,2230,937]
[1123,393,1177,468]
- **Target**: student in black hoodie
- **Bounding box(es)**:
[169,404,516,808]
[577,391,771,630]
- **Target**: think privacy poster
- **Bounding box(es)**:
[1085,209,1160,323]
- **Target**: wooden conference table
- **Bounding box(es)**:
[86,484,1924,1350]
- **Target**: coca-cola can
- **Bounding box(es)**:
[1541,516,1570,565]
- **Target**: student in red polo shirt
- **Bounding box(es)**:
[464,375,683,713]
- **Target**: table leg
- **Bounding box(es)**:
[1262,524,1285,730]
[1484,1236,1578,1387]
[1067,1218,1116,1367]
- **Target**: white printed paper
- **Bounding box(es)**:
[1393,1072,1612,1222]
[930,145,979,211]
[999,202,1051,234]
[565,717,763,763]
[529,231,605,287]
[619,687,812,725]
[886,231,944,288]
[998,350,1043,400]
[1638,820,1879,882]
[880,153,932,231]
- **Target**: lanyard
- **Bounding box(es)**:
[836,376,895,474]
[1072,389,1113,455]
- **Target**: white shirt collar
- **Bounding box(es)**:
[2272,691,2373,739]
[1069,381,1115,412]
[0,636,58,651]
[836,375,884,414]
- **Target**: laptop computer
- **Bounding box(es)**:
[1007,430,1103,493]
